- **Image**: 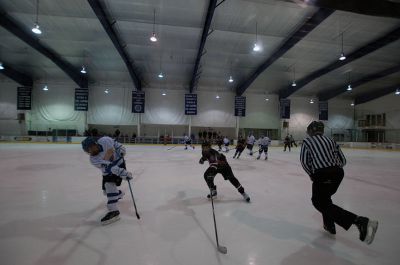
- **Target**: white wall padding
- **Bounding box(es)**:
[142,89,188,125]
[239,94,280,129]
[29,83,85,132]
[88,86,137,126]
[192,91,236,128]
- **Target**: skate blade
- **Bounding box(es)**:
[101,216,120,225]
[218,246,227,254]
[365,220,378,245]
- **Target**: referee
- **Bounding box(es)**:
[300,121,378,244]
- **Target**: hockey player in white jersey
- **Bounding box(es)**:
[184,135,195,150]
[223,136,230,152]
[257,135,271,160]
[82,136,133,225]
[246,134,256,156]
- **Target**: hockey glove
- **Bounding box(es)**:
[199,158,204,164]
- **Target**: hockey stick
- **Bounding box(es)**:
[167,146,177,150]
[209,188,227,254]
[127,179,140,219]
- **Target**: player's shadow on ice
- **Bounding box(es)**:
[0,203,108,265]
[280,234,359,265]
[231,209,378,257]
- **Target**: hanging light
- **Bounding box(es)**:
[158,72,164,78]
[162,92,166,96]
[395,89,400,95]
[32,0,42,35]
[339,33,346,61]
[351,102,355,106]
[252,21,261,52]
[228,76,234,83]
[0,62,4,70]
[80,66,86,74]
[265,97,269,101]
[291,66,297,87]
[150,9,157,42]
[104,88,109,94]
[42,85,48,91]
[216,94,220,99]
[310,99,314,104]
[347,84,352,91]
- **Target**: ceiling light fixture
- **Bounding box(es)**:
[216,94,220,99]
[150,9,157,42]
[162,92,166,96]
[80,66,86,74]
[228,76,234,83]
[253,21,261,52]
[395,89,400,95]
[42,85,48,91]
[104,89,109,94]
[32,0,42,35]
[339,33,346,61]
[292,66,296,87]
[158,72,164,78]
[351,102,355,106]
[347,84,352,91]
[0,62,4,70]
[310,99,314,104]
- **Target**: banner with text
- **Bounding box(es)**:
[280,99,291,119]
[74,88,89,111]
[185,93,197,115]
[17,87,32,110]
[319,101,328,121]
[234,96,246,117]
[132,91,145,113]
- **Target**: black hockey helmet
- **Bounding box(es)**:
[81,137,97,152]
[201,140,211,148]
[307,121,324,136]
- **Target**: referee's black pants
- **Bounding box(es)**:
[311,166,357,230]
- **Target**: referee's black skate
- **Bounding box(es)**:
[354,216,378,244]
[242,192,250,202]
[101,210,120,225]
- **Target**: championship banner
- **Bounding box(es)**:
[132,91,145,113]
[74,88,89,111]
[185,93,197,115]
[319,101,328,121]
[234,96,246,117]
[17,87,32,110]
[280,99,291,119]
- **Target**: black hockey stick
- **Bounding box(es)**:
[127,179,140,219]
[209,188,227,254]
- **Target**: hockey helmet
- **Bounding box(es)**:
[307,121,324,136]
[81,137,97,152]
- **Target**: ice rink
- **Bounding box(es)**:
[0,143,399,265]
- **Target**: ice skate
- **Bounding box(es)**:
[101,210,120,225]
[207,187,217,199]
[355,216,378,244]
[242,192,250,202]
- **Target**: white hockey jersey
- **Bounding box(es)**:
[89,136,125,176]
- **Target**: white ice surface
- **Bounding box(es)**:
[0,143,399,265]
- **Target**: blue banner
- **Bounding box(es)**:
[280,99,291,119]
[132,91,145,113]
[319,101,328,121]
[17,87,32,110]
[234,96,246,117]
[185,94,197,115]
[74,88,88,111]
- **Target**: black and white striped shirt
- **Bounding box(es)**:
[300,134,346,176]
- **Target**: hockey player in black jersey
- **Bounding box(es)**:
[199,141,250,202]
[233,136,246,159]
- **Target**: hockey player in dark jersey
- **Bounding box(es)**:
[216,136,223,152]
[233,136,246,159]
[199,141,250,202]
